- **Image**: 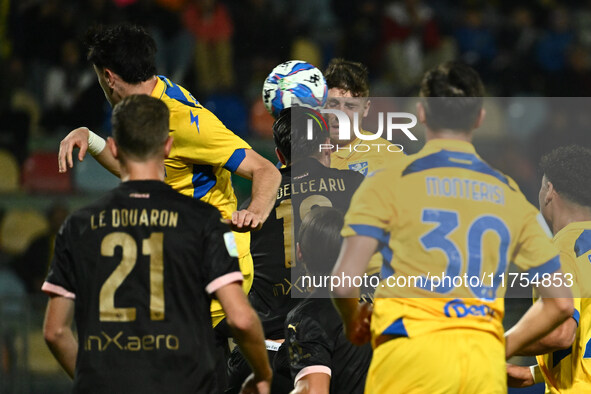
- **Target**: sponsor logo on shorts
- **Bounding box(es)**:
[444,298,494,318]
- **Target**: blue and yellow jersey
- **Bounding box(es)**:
[537,222,591,393]
[151,76,253,314]
[342,139,561,344]
[330,132,400,177]
[152,76,250,220]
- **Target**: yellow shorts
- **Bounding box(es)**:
[365,329,506,394]
[210,231,253,327]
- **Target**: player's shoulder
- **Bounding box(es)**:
[287,297,336,330]
[157,76,201,109]
[55,188,121,236]
[297,158,361,182]
[157,76,222,127]
[555,222,591,257]
[321,162,365,183]
[364,153,411,180]
[330,166,365,183]
[69,187,121,220]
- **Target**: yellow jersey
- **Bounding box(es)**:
[152,76,250,219]
[342,139,561,345]
[537,221,591,393]
[150,76,253,312]
[330,133,402,176]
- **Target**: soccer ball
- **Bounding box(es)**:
[262,60,328,118]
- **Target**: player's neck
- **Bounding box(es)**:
[426,128,473,142]
[552,201,591,234]
[316,152,330,167]
[122,76,159,98]
[119,160,166,182]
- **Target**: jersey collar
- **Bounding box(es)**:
[150,77,167,100]
[553,221,591,241]
[332,131,369,159]
[422,138,476,154]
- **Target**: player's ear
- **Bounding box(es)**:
[164,136,173,157]
[107,137,118,159]
[416,102,426,125]
[275,148,287,166]
[363,98,371,118]
[104,68,116,88]
[545,180,556,204]
[296,242,303,261]
[474,108,486,129]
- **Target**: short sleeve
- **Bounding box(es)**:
[171,107,251,171]
[558,247,582,304]
[342,169,396,241]
[202,209,242,295]
[41,220,77,299]
[512,209,561,275]
[285,313,333,383]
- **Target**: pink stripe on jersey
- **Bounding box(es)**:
[42,282,76,300]
[294,365,332,383]
[205,272,243,294]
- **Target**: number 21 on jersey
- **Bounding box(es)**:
[99,232,164,322]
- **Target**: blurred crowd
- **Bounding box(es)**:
[0,0,589,216]
[0,1,589,390]
[0,0,589,210]
[3,0,591,140]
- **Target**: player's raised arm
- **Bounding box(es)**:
[58,126,121,177]
[215,283,272,394]
[504,271,574,359]
[232,149,282,231]
[43,295,77,379]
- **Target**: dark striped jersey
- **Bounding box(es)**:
[246,157,363,339]
[42,180,241,394]
[283,295,372,393]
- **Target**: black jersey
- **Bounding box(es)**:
[283,295,372,393]
[43,180,241,394]
[246,158,363,338]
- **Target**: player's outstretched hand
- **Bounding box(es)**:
[346,302,373,346]
[506,364,535,388]
[58,127,90,173]
[227,210,264,232]
[240,372,271,394]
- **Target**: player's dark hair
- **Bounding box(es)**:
[273,107,329,165]
[540,145,591,208]
[85,24,157,83]
[111,95,169,161]
[419,61,484,133]
[298,207,344,277]
[324,58,370,97]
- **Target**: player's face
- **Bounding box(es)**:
[326,88,370,145]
